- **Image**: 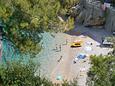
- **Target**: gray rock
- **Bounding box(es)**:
[76,0,115,33]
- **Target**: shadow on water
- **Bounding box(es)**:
[2,39,20,63]
[1,38,34,63]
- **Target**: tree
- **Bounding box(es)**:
[0,0,79,55]
[87,55,115,86]
[0,0,61,54]
[0,60,53,86]
[0,60,78,86]
[59,0,79,16]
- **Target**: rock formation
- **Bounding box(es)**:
[74,0,115,33]
[76,0,105,27]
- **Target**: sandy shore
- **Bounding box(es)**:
[50,35,91,85]
[35,26,113,86]
[50,34,112,85]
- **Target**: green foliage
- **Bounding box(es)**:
[0,60,53,86]
[60,0,79,9]
[57,16,74,32]
[0,0,78,55]
[0,0,61,54]
[61,79,78,86]
[67,17,74,31]
[0,60,78,86]
[59,0,79,16]
[87,55,115,86]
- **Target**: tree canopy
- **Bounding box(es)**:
[87,55,115,86]
[0,60,78,86]
[0,0,79,55]
[0,0,61,54]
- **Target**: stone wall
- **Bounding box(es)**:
[105,8,115,32]
[83,1,104,26]
[77,1,104,26]
[77,0,115,33]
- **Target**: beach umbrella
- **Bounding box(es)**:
[84,46,92,52]
[77,53,86,59]
[56,75,63,80]
[74,39,82,43]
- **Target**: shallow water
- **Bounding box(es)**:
[2,32,67,78]
[34,32,67,78]
[2,39,31,64]
[2,40,19,62]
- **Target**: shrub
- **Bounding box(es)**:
[0,60,78,86]
[87,55,115,86]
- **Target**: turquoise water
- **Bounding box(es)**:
[2,39,19,62]
[34,32,67,78]
[2,39,31,63]
[1,32,55,63]
[2,32,67,78]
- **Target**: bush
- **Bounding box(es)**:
[87,55,115,86]
[0,60,53,86]
[0,60,78,86]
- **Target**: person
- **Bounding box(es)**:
[59,45,61,51]
[57,56,62,62]
[90,42,93,45]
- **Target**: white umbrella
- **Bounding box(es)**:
[56,74,63,80]
[84,46,92,52]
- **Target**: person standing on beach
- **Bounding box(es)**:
[59,45,61,51]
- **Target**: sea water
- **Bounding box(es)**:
[2,39,19,62]
[2,32,66,78]
[34,32,67,78]
[2,39,31,63]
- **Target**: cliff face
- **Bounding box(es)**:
[76,0,115,32]
[105,8,115,32]
[76,0,105,26]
